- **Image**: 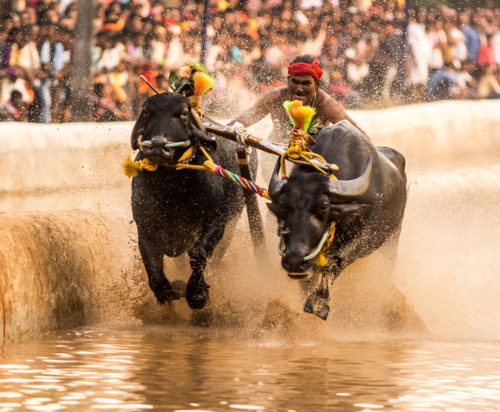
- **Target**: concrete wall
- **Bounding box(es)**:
[1,100,499,200]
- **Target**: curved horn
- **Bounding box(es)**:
[188,107,207,132]
[268,157,287,202]
[188,115,217,151]
[329,157,372,199]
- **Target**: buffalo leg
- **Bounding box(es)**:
[186,223,226,310]
[304,269,332,320]
[138,236,180,303]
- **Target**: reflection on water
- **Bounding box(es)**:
[1,326,499,411]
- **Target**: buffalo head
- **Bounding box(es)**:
[267,158,372,277]
[131,92,216,166]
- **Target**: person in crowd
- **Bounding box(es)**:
[463,12,481,61]
[92,81,130,122]
[425,61,463,101]
[478,33,497,68]
[476,65,500,98]
[407,9,432,102]
[0,89,27,121]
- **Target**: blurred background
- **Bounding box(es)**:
[1,0,499,123]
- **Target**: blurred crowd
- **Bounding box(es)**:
[1,0,500,123]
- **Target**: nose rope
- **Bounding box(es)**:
[304,222,336,267]
[277,219,336,267]
[138,139,192,150]
[123,144,272,201]
[123,139,193,178]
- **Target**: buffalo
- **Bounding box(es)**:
[130,92,256,310]
[267,120,407,320]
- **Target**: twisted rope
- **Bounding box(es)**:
[214,166,270,199]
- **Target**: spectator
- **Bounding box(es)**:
[425,61,463,101]
[476,65,500,98]
[408,9,432,102]
[0,89,27,121]
[463,12,481,61]
[92,81,130,121]
[478,33,496,68]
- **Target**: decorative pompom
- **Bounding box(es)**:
[193,71,215,97]
[123,156,138,178]
[316,252,327,267]
[283,100,316,132]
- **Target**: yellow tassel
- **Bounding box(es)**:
[122,156,158,178]
[123,156,139,178]
[193,71,215,97]
[316,253,327,267]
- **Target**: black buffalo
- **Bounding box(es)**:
[130,92,256,310]
[267,120,407,320]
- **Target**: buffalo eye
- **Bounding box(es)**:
[315,201,329,218]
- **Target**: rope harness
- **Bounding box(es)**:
[123,141,271,200]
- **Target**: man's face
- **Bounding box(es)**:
[288,74,319,106]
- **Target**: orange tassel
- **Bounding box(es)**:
[193,72,215,97]
[283,100,316,132]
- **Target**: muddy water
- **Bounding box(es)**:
[2,165,499,411]
[1,327,500,411]
[1,106,500,410]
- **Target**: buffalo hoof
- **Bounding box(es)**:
[150,276,182,303]
[304,294,330,320]
[154,285,181,304]
[186,276,210,310]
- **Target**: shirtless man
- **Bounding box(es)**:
[229,55,364,143]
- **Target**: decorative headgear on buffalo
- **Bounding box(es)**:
[287,60,323,80]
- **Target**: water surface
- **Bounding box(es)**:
[1,326,499,411]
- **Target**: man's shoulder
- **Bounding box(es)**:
[316,89,338,108]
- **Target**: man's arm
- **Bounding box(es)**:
[228,88,284,126]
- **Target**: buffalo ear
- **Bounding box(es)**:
[267,202,281,217]
[329,203,368,220]
[130,112,144,150]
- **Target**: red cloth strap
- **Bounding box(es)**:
[287,60,323,80]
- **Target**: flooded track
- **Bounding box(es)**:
[0,101,499,410]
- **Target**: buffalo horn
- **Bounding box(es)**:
[268,158,287,202]
[189,108,206,132]
[328,157,372,199]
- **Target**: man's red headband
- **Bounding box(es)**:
[287,60,323,80]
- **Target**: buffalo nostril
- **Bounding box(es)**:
[282,260,290,271]
[151,136,167,147]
